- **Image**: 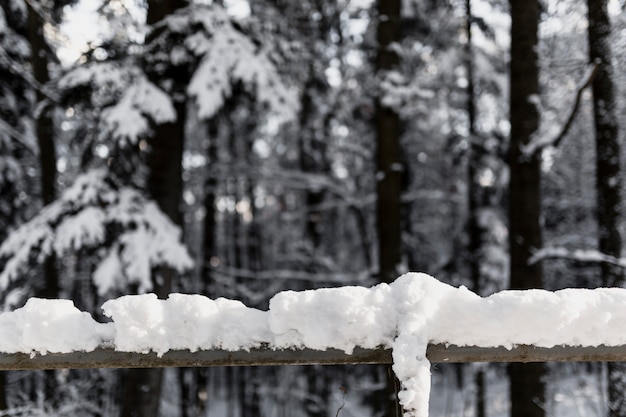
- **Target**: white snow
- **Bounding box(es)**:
[0,298,113,355]
[59,64,176,144]
[102,293,270,356]
[269,283,397,353]
[102,75,176,144]
[0,170,193,299]
[3,272,626,416]
[177,5,299,121]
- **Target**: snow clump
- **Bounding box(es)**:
[0,298,113,355]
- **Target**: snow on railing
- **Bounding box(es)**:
[3,273,626,417]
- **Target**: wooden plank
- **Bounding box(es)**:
[427,344,626,363]
[2,344,626,370]
[0,347,391,370]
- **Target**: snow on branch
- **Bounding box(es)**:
[522,62,600,157]
[101,74,176,144]
[59,63,176,145]
[155,5,299,121]
[4,273,626,417]
[0,170,193,300]
[379,70,435,112]
[0,118,37,155]
[529,246,626,268]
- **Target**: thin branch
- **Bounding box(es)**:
[0,48,60,104]
[211,265,373,283]
[529,246,626,268]
[335,387,347,417]
[0,119,38,155]
[522,62,600,157]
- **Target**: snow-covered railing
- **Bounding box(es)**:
[3,273,626,417]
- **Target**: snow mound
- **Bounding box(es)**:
[269,282,397,353]
[102,293,270,356]
[0,298,113,355]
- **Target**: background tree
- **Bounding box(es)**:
[0,0,32,409]
[375,0,404,414]
[376,0,403,287]
[508,1,546,417]
[587,0,624,416]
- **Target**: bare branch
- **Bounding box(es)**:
[522,62,600,157]
[211,265,373,284]
[0,119,38,155]
[0,48,60,104]
[529,246,626,268]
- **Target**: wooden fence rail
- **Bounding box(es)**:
[2,344,626,370]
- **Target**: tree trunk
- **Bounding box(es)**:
[587,0,621,290]
[508,1,546,417]
[375,0,403,415]
[464,2,488,416]
[120,368,163,417]
[299,72,329,255]
[27,1,59,406]
[27,0,58,301]
[121,100,185,417]
[376,0,402,287]
[586,1,624,415]
[120,2,188,416]
[146,99,186,235]
[0,372,5,411]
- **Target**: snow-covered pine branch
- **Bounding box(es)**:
[59,63,176,146]
[529,246,626,268]
[148,4,299,121]
[0,170,193,304]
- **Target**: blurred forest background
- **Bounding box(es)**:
[0,0,625,416]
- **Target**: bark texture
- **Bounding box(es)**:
[586,1,624,415]
[375,0,403,415]
[508,1,546,417]
[376,0,403,286]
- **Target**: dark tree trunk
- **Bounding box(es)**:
[508,1,546,417]
[120,99,184,417]
[146,99,186,235]
[586,1,624,415]
[375,0,403,416]
[120,368,163,417]
[587,0,621,288]
[146,0,187,25]
[0,372,5,410]
[299,72,329,255]
[27,1,59,406]
[27,0,58,301]
[121,2,188,416]
[464,2,488,416]
[466,0,480,292]
[202,117,219,291]
[375,0,402,286]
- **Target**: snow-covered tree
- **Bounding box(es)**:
[0,169,192,307]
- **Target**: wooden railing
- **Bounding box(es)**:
[2,343,625,370]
